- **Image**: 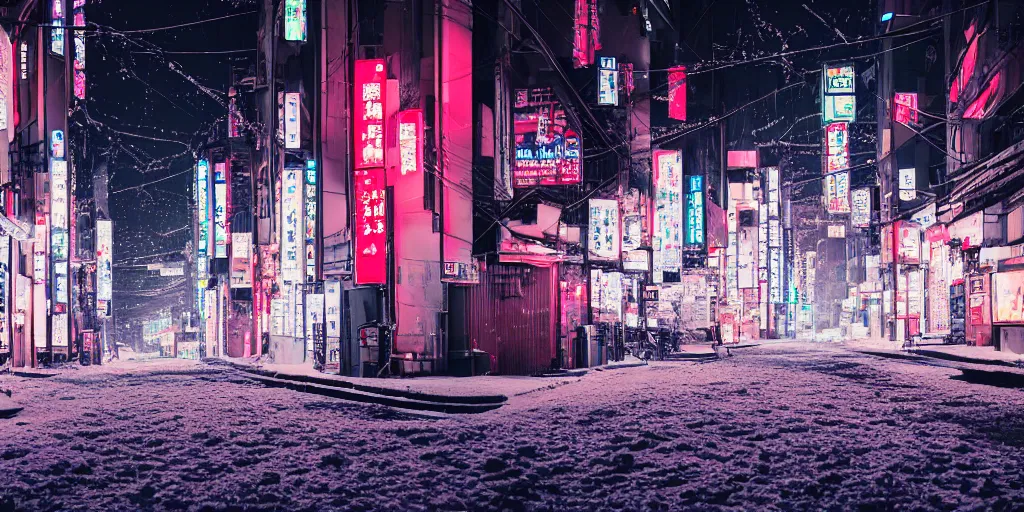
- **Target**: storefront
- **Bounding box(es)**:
[992,265,1024,354]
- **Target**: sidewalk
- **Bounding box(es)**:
[846,337,1024,368]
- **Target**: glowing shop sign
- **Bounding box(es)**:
[588,198,620,261]
[73,3,85,99]
[824,171,851,214]
[196,160,210,262]
[668,66,687,121]
[305,159,317,280]
[851,188,871,228]
[769,248,782,304]
[214,162,228,259]
[653,150,682,277]
[512,88,582,187]
[284,0,307,42]
[398,109,423,175]
[597,56,618,106]
[571,0,599,68]
[686,175,704,246]
[281,165,302,283]
[96,220,112,316]
[894,92,918,125]
[20,42,27,80]
[50,0,64,56]
[822,64,856,123]
[230,232,252,289]
[825,122,849,173]
[284,92,300,149]
[51,130,64,159]
[354,168,387,285]
[354,59,386,169]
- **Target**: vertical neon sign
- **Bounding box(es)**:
[96,220,112,316]
[354,59,386,169]
[668,66,687,121]
[354,59,387,285]
[397,109,423,176]
[284,0,307,42]
[653,150,682,280]
[73,0,85,99]
[686,175,704,246]
[50,0,64,55]
[281,165,302,284]
[304,159,317,281]
[214,162,228,259]
[196,159,209,277]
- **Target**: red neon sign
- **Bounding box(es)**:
[354,168,387,285]
[668,66,687,121]
[397,109,423,176]
[893,92,918,125]
[354,59,386,169]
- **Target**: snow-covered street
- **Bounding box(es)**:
[2,342,1023,511]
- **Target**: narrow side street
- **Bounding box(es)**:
[2,342,1022,511]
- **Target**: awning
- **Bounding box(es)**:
[0,216,32,241]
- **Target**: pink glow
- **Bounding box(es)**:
[668,66,687,121]
[950,24,977,104]
[893,92,918,125]
[727,150,758,170]
[353,168,387,285]
[963,71,1001,119]
[397,109,423,176]
[354,59,386,169]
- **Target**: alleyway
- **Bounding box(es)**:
[1,342,1023,511]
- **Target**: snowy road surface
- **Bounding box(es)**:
[1,342,1023,511]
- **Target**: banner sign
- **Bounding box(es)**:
[822,64,856,124]
[354,168,387,285]
[231,232,252,288]
[398,109,423,176]
[305,159,317,280]
[196,159,209,277]
[284,92,301,149]
[50,0,64,55]
[668,66,687,121]
[588,198,620,261]
[899,167,916,201]
[825,122,849,173]
[851,188,871,228]
[214,162,228,259]
[597,56,618,106]
[894,92,918,125]
[653,150,682,278]
[281,165,302,283]
[73,3,85,99]
[284,0,307,42]
[354,59,386,169]
[824,171,851,214]
[96,220,112,316]
[513,88,582,187]
[686,175,705,246]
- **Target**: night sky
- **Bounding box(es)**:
[84,0,257,321]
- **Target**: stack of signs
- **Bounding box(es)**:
[825,122,849,173]
[822,64,856,124]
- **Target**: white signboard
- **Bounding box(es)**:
[281,166,302,283]
[325,280,341,338]
[96,220,113,314]
[828,225,846,238]
[284,92,301,149]
[851,188,871,228]
[588,198,620,261]
[910,204,936,229]
[824,171,851,214]
[305,293,324,353]
[898,168,916,201]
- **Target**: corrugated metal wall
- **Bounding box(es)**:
[465,263,557,375]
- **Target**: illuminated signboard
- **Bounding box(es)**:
[354,168,387,285]
[284,0,307,42]
[769,248,782,304]
[305,159,317,281]
[281,165,302,283]
[588,198,620,261]
[597,56,618,106]
[96,220,112,316]
[827,225,846,238]
[686,175,704,246]
[354,59,386,169]
[668,66,687,121]
[822,64,856,124]
[213,162,228,258]
[20,42,27,80]
[824,171,851,214]
[195,160,210,266]
[50,0,64,56]
[51,130,64,158]
[572,0,599,68]
[398,109,423,175]
[73,3,85,99]
[230,232,252,289]
[898,167,916,201]
[0,32,8,131]
[993,271,1024,324]
[894,92,918,125]
[284,92,300,149]
[851,188,871,228]
[51,159,69,309]
[513,88,582,187]
[653,150,682,278]
[825,122,849,173]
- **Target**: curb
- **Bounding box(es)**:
[210,360,508,412]
[909,349,1023,369]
